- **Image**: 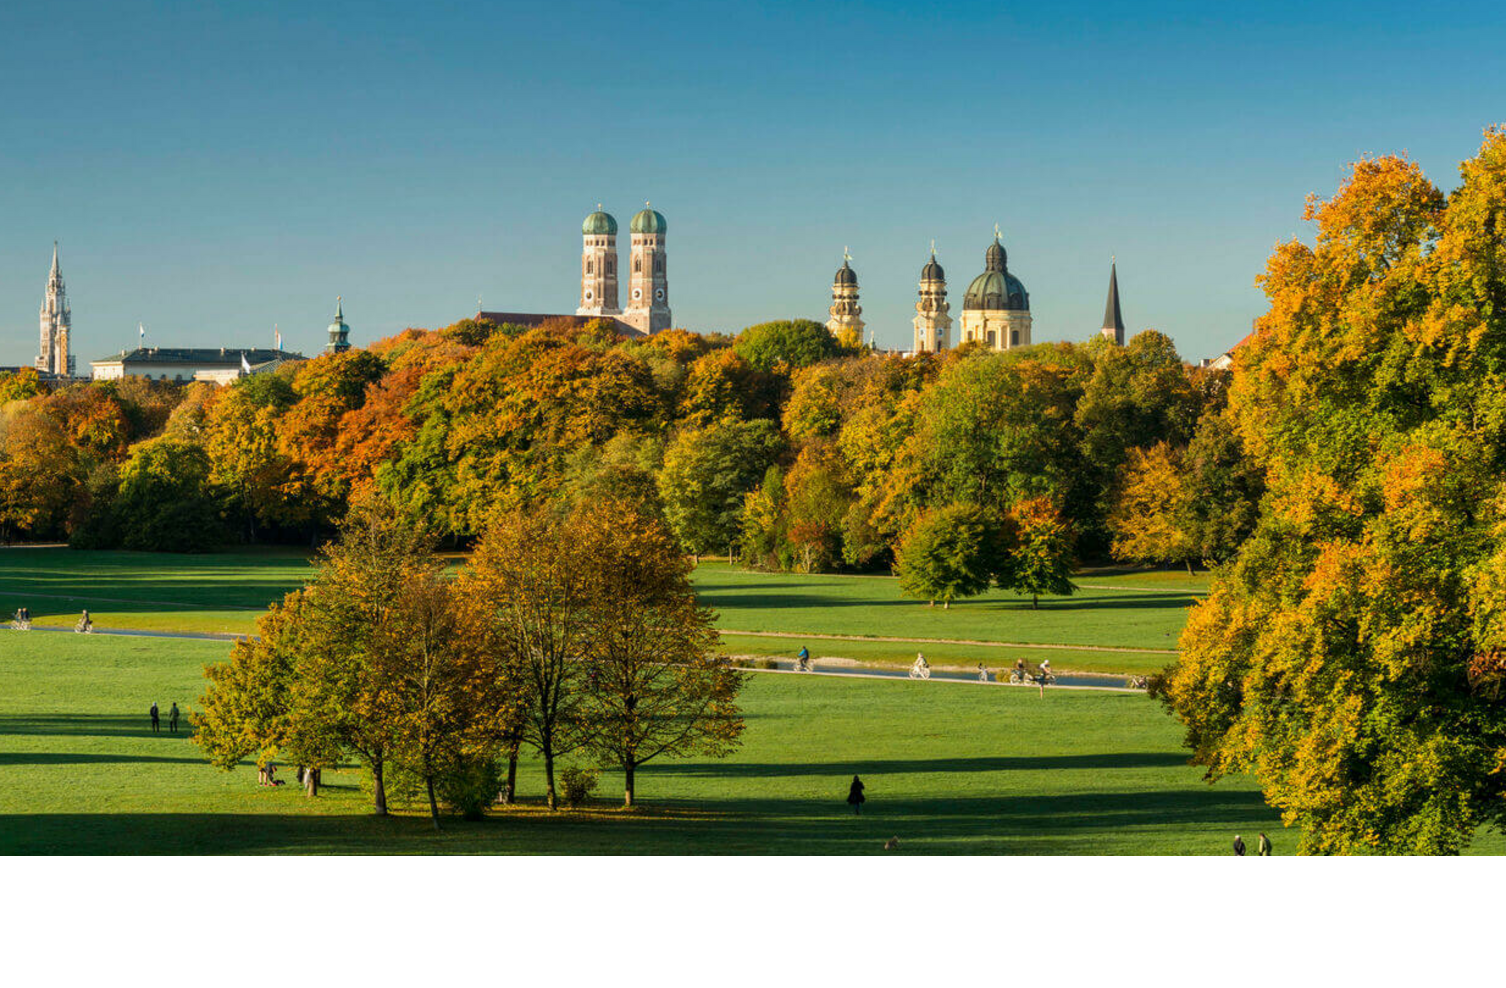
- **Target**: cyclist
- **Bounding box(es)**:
[796,646,811,672]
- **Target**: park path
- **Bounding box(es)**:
[719,628,1177,655]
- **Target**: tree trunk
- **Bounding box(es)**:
[304,768,320,798]
[1185,559,1194,576]
[1032,594,1039,610]
[943,600,950,610]
[624,763,635,808]
[372,758,388,816]
[543,750,557,810]
[425,772,441,830]
[503,743,519,805]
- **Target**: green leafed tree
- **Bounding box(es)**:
[657,418,782,559]
[896,503,1000,608]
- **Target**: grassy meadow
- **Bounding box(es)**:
[0,630,1284,855]
[0,548,1200,674]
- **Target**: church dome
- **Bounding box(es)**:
[833,259,858,287]
[921,252,945,283]
[630,206,667,234]
[582,208,618,235]
[963,237,1028,310]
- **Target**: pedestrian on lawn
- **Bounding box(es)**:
[847,775,866,815]
[149,701,160,734]
[1232,834,1246,856]
[1258,833,1272,856]
[169,702,180,734]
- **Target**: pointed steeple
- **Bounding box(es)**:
[1100,259,1125,345]
[51,241,59,274]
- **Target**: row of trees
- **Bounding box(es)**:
[194,500,743,825]
[0,313,1255,581]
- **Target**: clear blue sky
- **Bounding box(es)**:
[3,0,1504,365]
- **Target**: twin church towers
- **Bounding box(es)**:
[577,203,671,335]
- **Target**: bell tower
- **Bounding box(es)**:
[623,202,670,334]
[912,243,951,353]
[577,205,620,317]
[36,242,73,377]
[826,248,865,347]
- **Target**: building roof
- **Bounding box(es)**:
[474,311,643,337]
[1102,262,1125,336]
[920,247,945,284]
[582,208,618,236]
[833,259,858,287]
[963,236,1029,311]
[92,347,305,366]
[630,205,667,235]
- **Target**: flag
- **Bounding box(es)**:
[241,353,252,375]
[138,322,145,344]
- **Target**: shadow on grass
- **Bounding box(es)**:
[0,752,205,767]
[0,715,195,740]
[0,788,1278,855]
[654,752,1190,778]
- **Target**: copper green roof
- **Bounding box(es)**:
[582,209,618,235]
[630,206,667,234]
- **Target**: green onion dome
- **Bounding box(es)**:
[630,205,668,234]
[582,208,618,236]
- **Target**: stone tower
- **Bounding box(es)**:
[826,249,865,347]
[36,243,74,377]
[326,297,351,354]
[1100,259,1125,345]
[577,206,621,317]
[623,203,670,334]
[912,244,951,353]
[960,230,1031,350]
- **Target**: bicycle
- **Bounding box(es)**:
[908,662,931,681]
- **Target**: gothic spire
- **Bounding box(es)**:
[1101,259,1125,345]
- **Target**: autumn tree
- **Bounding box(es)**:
[113,436,221,551]
[896,504,1001,608]
[462,508,593,809]
[575,500,744,806]
[1002,497,1075,609]
[1106,442,1195,572]
[1161,134,1506,853]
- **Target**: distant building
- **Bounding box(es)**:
[912,246,951,353]
[36,243,76,378]
[91,346,305,384]
[475,204,671,337]
[325,297,351,354]
[826,250,865,345]
[1100,260,1125,346]
[959,231,1032,350]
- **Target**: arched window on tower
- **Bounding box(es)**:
[634,257,642,273]
[607,259,614,274]
[655,257,664,274]
[586,259,594,275]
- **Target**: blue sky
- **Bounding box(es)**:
[2,0,1504,365]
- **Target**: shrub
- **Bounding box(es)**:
[437,755,505,821]
[559,765,599,808]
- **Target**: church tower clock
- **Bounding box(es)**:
[623,203,670,334]
[577,206,621,317]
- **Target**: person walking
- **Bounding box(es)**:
[168,702,180,734]
[1258,832,1272,856]
[149,701,160,734]
[846,775,866,816]
[1232,834,1246,856]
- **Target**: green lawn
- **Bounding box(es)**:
[1,630,1290,855]
[0,548,1199,675]
[693,561,1194,652]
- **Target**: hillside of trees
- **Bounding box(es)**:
[0,314,1258,572]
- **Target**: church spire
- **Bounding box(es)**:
[1100,259,1125,346]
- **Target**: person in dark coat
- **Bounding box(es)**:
[149,701,160,733]
[1258,833,1272,856]
[168,702,180,734]
[846,775,866,815]
[1232,834,1246,856]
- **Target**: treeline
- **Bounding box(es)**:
[194,500,742,825]
[0,314,1260,573]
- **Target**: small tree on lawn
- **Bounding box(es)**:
[576,499,744,807]
[896,503,999,609]
[1002,497,1075,609]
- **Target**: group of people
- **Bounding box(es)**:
[795,647,1055,692]
[1232,833,1273,856]
[10,606,32,629]
[148,701,180,734]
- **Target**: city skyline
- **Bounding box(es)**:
[3,1,1504,364]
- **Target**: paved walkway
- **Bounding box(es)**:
[719,628,1177,655]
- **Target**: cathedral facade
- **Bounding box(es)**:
[36,243,75,377]
[576,204,670,335]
